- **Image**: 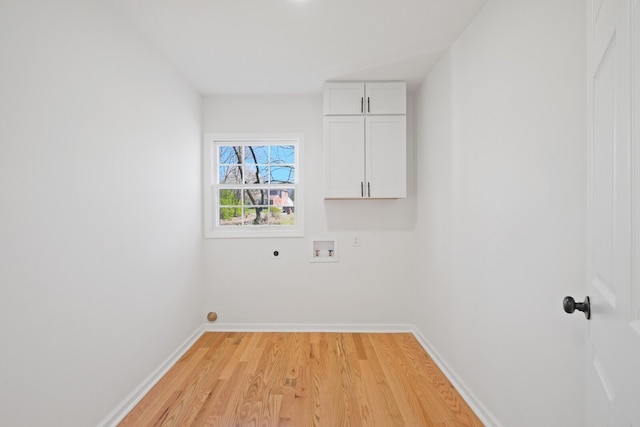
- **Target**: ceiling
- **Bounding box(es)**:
[110,0,486,94]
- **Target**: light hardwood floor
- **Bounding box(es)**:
[119,332,483,426]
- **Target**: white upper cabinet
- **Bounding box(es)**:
[324,116,366,198]
[323,81,407,199]
[323,82,406,115]
[364,82,406,115]
[323,82,365,115]
[365,115,406,198]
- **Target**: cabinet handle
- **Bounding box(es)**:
[368,182,371,197]
[367,97,370,113]
[361,182,364,197]
[360,97,364,113]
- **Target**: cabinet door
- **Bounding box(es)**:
[324,116,365,198]
[365,82,406,115]
[365,116,406,198]
[323,82,365,115]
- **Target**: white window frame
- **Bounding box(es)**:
[203,133,304,238]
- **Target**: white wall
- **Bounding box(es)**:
[202,94,417,326]
[0,1,203,425]
[0,0,590,424]
[413,0,586,425]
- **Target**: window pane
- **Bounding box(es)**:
[269,189,295,207]
[270,145,295,165]
[269,207,295,226]
[219,189,242,206]
[219,208,242,226]
[270,189,295,223]
[219,165,243,184]
[243,207,268,225]
[270,166,295,183]
[244,146,268,164]
[219,146,240,165]
[243,163,269,184]
[218,189,242,226]
[243,189,268,206]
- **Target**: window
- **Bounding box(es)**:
[203,133,303,238]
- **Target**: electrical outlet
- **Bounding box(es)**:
[352,234,360,247]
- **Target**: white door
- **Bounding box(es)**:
[323,82,365,115]
[365,82,407,115]
[323,116,365,198]
[584,0,640,425]
[365,115,407,198]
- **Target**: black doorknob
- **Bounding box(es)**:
[563,296,591,319]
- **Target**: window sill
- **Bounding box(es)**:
[204,229,304,239]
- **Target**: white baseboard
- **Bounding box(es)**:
[96,324,205,427]
[203,322,414,333]
[410,326,503,427]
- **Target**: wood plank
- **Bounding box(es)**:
[395,333,483,427]
[360,333,424,426]
[118,332,484,426]
[120,347,210,427]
